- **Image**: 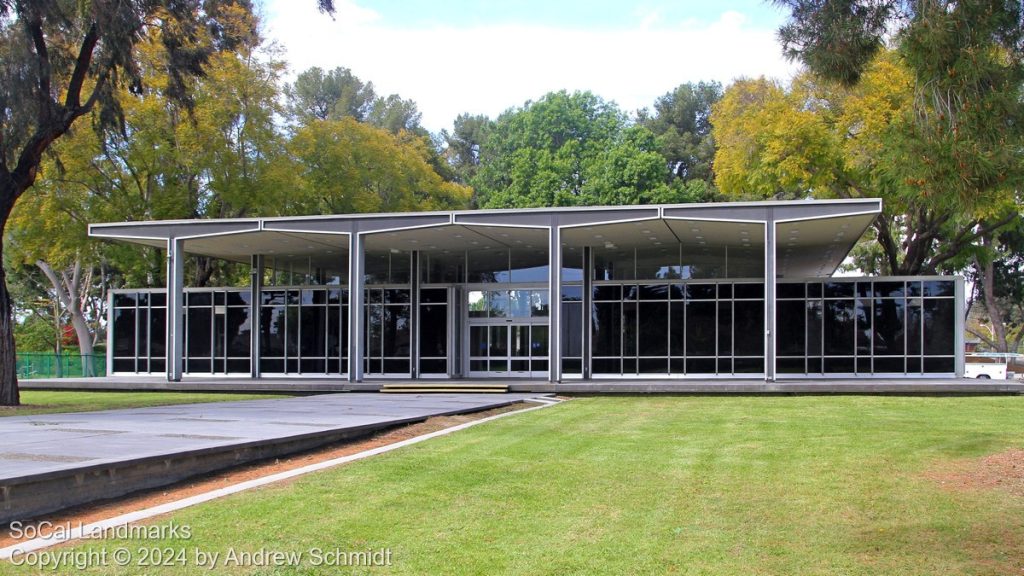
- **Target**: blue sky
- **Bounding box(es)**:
[262,0,796,132]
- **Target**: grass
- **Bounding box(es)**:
[5,396,1024,575]
[0,390,289,417]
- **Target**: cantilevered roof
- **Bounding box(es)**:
[89,199,881,278]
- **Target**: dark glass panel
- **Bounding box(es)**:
[623,302,638,357]
[561,286,583,302]
[857,358,872,374]
[824,282,854,298]
[489,359,508,372]
[906,357,921,373]
[385,289,410,304]
[226,291,251,306]
[138,292,150,306]
[300,307,327,357]
[214,292,225,306]
[636,246,680,280]
[806,357,822,373]
[778,358,805,373]
[149,307,166,358]
[470,326,488,358]
[856,282,873,298]
[301,290,326,305]
[383,359,410,374]
[420,359,446,374]
[327,307,340,358]
[593,302,622,356]
[686,358,716,373]
[717,301,733,356]
[301,359,326,373]
[113,358,135,373]
[367,358,381,374]
[389,251,411,284]
[468,248,510,283]
[262,290,287,306]
[906,303,922,355]
[688,284,716,300]
[670,284,686,300]
[150,292,167,306]
[114,293,138,308]
[638,302,668,356]
[856,299,871,355]
[875,281,905,298]
[733,358,764,373]
[922,299,955,356]
[261,358,283,373]
[686,301,716,356]
[366,289,383,304]
[225,308,250,357]
[806,301,823,356]
[874,357,904,373]
[639,358,668,374]
[470,360,487,372]
[327,289,341,305]
[532,359,549,373]
[329,358,340,374]
[227,359,249,373]
[807,283,822,298]
[640,284,669,300]
[717,358,732,374]
[340,306,349,355]
[923,357,954,373]
[420,304,447,357]
[150,359,166,373]
[922,280,955,297]
[285,291,300,305]
[260,306,285,357]
[187,358,212,373]
[510,359,530,372]
[824,357,855,373]
[823,300,855,355]
[561,358,581,374]
[113,308,136,357]
[671,358,687,374]
[733,300,764,356]
[872,298,905,355]
[421,251,464,284]
[592,358,621,374]
[364,251,389,284]
[906,281,923,297]
[187,307,212,358]
[511,325,530,358]
[777,300,806,356]
[188,292,212,306]
[562,248,584,283]
[366,305,383,356]
[593,285,622,301]
[285,306,300,357]
[383,305,411,358]
[734,283,764,299]
[489,325,508,357]
[776,283,804,299]
[562,302,583,357]
[212,308,225,361]
[622,358,637,375]
[718,284,732,299]
[623,285,640,300]
[420,288,447,304]
[593,247,635,281]
[670,302,686,356]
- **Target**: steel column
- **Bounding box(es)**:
[166,237,185,382]
[348,231,365,382]
[548,220,562,383]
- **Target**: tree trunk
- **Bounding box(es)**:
[37,259,96,376]
[0,235,19,406]
[976,235,1009,353]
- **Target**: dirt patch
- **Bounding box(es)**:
[923,448,1024,497]
[0,400,544,549]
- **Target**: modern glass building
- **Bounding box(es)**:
[93,199,965,385]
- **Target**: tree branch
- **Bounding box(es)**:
[25,16,53,125]
[65,23,99,112]
[928,212,1020,271]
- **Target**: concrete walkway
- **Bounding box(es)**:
[0,393,541,523]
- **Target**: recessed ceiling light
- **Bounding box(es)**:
[594,234,604,239]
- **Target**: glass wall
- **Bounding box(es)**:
[111,291,166,374]
[185,289,251,374]
[365,249,412,375]
[591,281,764,376]
[776,279,957,374]
[259,287,348,375]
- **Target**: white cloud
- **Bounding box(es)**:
[264,1,798,133]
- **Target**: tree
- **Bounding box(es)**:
[472,90,673,208]
[640,81,722,187]
[713,48,1022,275]
[967,219,1024,354]
[0,0,333,405]
[442,113,492,189]
[284,117,471,215]
[286,66,376,123]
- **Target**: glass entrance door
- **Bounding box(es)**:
[466,288,549,377]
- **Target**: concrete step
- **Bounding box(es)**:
[380,383,509,394]
[380,388,508,394]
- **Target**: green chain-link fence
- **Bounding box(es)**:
[16,353,106,379]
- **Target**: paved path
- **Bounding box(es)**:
[0,393,539,483]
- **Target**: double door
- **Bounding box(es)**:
[466,287,549,378]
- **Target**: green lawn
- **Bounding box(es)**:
[6,396,1024,575]
[0,390,288,416]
